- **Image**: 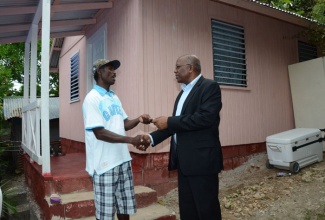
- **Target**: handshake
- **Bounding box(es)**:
[131,134,151,151]
[130,114,168,151]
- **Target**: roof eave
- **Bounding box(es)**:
[212,0,314,28]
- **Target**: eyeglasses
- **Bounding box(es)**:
[175,64,191,70]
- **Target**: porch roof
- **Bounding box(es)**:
[0,0,113,45]
[0,0,317,46]
[0,0,319,73]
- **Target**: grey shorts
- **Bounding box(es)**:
[93,161,136,220]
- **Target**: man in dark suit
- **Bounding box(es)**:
[148,54,223,220]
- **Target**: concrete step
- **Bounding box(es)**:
[135,185,157,208]
[49,176,93,195]
[5,185,38,220]
[132,203,176,220]
[7,202,38,220]
[47,191,95,219]
[48,163,141,195]
[48,186,159,219]
[63,203,176,220]
[6,185,28,205]
[8,203,31,220]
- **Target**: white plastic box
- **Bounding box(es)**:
[266,128,323,173]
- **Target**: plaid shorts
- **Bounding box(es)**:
[93,161,136,220]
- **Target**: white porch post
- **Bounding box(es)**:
[23,42,30,106]
[22,42,30,154]
[28,24,39,159]
[41,0,51,176]
[30,24,38,103]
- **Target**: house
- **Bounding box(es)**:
[55,0,321,188]
[0,0,323,219]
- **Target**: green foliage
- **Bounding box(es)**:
[260,0,316,16]
[1,180,18,217]
[0,128,11,179]
[0,40,59,103]
[0,43,25,84]
[259,0,325,53]
[0,66,14,121]
[303,0,325,53]
[0,126,18,218]
[311,0,325,24]
[49,72,59,97]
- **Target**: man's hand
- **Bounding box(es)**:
[152,116,168,130]
[131,135,151,151]
[139,114,152,124]
[142,135,151,145]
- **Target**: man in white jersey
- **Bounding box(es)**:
[82,59,151,220]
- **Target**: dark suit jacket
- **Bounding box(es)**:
[150,76,223,176]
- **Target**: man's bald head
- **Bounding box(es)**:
[178,54,201,74]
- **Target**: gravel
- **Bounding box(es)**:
[158,152,325,220]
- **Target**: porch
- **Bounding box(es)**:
[23,151,178,219]
[22,137,266,219]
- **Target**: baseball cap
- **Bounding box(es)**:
[92,59,121,74]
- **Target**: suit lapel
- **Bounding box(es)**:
[173,90,183,116]
[173,91,183,116]
[181,76,205,114]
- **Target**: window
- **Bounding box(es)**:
[298,41,317,62]
[70,52,79,102]
[211,19,247,87]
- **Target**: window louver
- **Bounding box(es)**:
[70,52,79,102]
[212,19,247,87]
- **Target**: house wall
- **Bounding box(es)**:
[59,0,305,153]
[209,1,299,145]
[59,36,87,143]
[59,0,155,153]
[141,0,301,150]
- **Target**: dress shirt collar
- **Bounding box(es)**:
[181,74,202,92]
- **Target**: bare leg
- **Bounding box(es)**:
[117,214,130,220]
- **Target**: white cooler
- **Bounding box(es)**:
[266,128,323,173]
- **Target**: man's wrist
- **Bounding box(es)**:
[148,134,154,146]
[127,136,134,144]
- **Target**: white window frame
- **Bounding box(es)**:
[86,24,107,92]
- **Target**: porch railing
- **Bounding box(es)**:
[21,100,42,165]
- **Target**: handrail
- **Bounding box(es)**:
[21,100,42,165]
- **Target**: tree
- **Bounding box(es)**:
[311,0,325,23]
[259,0,316,16]
[0,40,59,121]
[259,0,325,52]
[0,40,59,98]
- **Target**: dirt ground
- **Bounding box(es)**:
[158,152,325,220]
